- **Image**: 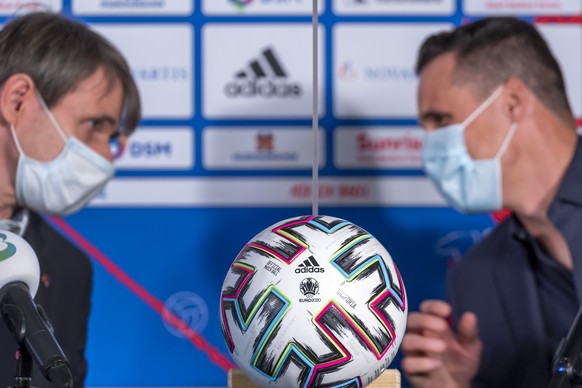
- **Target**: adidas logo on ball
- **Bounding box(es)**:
[295,256,325,273]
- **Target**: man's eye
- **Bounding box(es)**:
[434,116,448,127]
[88,119,113,133]
[92,119,107,131]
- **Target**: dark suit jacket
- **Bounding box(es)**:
[448,137,582,387]
[0,211,92,387]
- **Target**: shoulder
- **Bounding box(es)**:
[450,215,519,278]
[446,216,521,318]
[23,211,92,276]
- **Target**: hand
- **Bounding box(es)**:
[401,300,482,388]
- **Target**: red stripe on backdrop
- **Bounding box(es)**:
[48,216,235,372]
[535,16,582,24]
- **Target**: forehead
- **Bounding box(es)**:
[417,52,478,114]
[73,68,122,101]
[59,68,123,116]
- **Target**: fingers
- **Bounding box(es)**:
[401,353,442,375]
[401,303,482,388]
[407,312,450,335]
[402,332,447,354]
[419,299,452,318]
[457,311,480,345]
[401,303,451,378]
[407,301,453,338]
[401,332,446,385]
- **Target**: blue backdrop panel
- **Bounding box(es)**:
[61,206,494,385]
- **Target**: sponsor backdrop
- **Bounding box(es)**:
[1,0,581,386]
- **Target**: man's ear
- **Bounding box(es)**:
[503,78,531,122]
[0,74,36,126]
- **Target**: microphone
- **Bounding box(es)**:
[0,230,73,387]
[549,305,582,387]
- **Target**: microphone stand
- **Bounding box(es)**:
[1,283,73,388]
[549,305,582,387]
[10,347,34,388]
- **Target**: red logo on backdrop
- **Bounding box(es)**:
[256,132,274,152]
[1,1,51,13]
[354,132,423,166]
[357,133,421,151]
[289,183,370,200]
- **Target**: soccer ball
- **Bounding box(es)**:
[220,215,407,387]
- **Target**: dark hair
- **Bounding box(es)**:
[416,17,573,125]
[0,12,141,134]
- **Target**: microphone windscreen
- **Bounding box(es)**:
[0,230,40,297]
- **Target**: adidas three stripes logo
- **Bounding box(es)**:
[295,255,325,273]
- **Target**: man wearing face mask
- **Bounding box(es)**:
[400,17,580,388]
[0,12,140,387]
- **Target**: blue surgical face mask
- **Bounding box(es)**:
[422,85,517,213]
[10,93,115,216]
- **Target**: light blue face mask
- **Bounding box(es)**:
[422,85,517,213]
[10,93,115,216]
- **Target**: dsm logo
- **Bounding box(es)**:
[225,46,302,99]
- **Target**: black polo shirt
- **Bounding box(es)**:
[513,136,582,366]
